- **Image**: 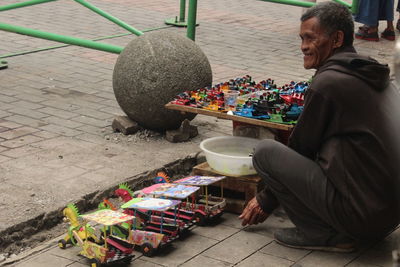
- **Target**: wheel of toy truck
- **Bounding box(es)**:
[213,211,224,220]
[141,243,155,257]
[89,258,101,267]
[193,212,206,226]
[58,239,67,249]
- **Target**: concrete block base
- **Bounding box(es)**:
[112,115,141,135]
[166,119,198,143]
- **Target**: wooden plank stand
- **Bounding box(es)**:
[192,162,265,214]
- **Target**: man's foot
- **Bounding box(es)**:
[355,28,379,42]
[274,228,356,253]
[381,29,395,41]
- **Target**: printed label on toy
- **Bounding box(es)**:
[141,183,200,199]
[174,175,226,186]
[121,197,181,211]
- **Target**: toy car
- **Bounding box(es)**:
[96,199,166,257]
[138,183,201,230]
[121,197,182,243]
[58,204,99,249]
[173,175,226,226]
[75,209,135,266]
[115,183,193,234]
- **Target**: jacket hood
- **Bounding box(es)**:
[316,46,390,91]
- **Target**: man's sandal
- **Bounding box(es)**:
[381,29,395,41]
[355,29,379,41]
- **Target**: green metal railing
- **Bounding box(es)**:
[0,0,57,11]
[0,0,199,56]
[0,25,172,59]
[187,0,198,41]
[165,0,199,40]
[0,0,357,60]
[0,0,146,54]
[0,22,124,54]
[74,0,143,36]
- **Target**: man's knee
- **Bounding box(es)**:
[253,139,286,171]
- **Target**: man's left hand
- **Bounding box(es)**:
[238,197,269,226]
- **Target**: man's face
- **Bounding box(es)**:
[300,17,336,69]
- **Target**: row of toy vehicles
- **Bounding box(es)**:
[58,174,226,266]
[169,75,309,123]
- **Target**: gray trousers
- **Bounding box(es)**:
[253,139,349,241]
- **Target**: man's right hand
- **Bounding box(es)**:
[238,197,270,226]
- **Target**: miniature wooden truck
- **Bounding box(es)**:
[75,209,135,267]
[137,176,226,226]
[138,183,201,228]
[115,183,198,236]
[121,197,183,250]
[173,175,226,225]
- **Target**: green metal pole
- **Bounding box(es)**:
[73,0,143,36]
[332,0,351,8]
[0,0,57,12]
[0,25,173,59]
[0,22,124,54]
[179,0,186,22]
[351,0,359,14]
[258,0,315,8]
[187,0,197,41]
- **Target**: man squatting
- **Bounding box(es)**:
[239,2,400,252]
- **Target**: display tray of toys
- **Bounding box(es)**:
[166,75,309,130]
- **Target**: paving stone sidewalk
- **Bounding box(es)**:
[1,0,399,265]
[3,212,399,266]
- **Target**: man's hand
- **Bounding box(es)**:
[238,197,269,226]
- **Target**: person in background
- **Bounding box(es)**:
[354,0,395,41]
[239,2,400,252]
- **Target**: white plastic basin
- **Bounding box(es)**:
[199,136,261,176]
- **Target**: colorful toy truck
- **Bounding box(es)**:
[174,175,227,225]
[121,197,182,244]
[74,209,135,266]
[115,183,192,235]
[138,183,200,230]
[97,201,166,257]
[58,204,99,249]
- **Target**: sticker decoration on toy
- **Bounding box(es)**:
[80,209,134,226]
[121,197,181,211]
[174,175,226,186]
[141,183,200,199]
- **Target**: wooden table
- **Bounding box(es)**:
[165,103,294,131]
[192,162,264,214]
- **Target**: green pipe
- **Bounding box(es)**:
[0,0,57,12]
[179,0,186,22]
[73,0,143,36]
[258,0,315,8]
[332,0,351,8]
[351,0,359,14]
[0,22,124,54]
[0,25,173,59]
[187,0,197,40]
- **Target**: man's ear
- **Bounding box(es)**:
[333,30,344,48]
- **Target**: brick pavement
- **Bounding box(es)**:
[0,0,399,265]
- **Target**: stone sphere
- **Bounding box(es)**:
[112,31,213,131]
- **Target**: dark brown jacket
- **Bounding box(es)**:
[289,46,400,238]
